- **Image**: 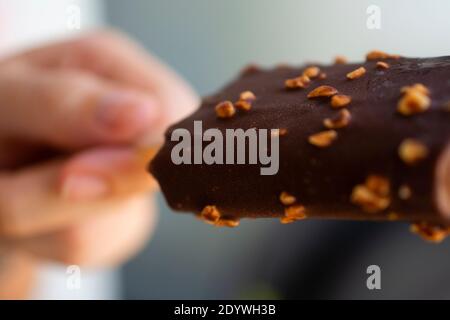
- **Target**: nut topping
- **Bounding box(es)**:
[330,94,352,108]
[308,130,337,148]
[215,101,236,118]
[234,90,256,111]
[285,75,311,89]
[334,56,347,64]
[365,175,390,197]
[410,222,450,243]
[215,218,240,228]
[397,91,430,115]
[200,205,221,223]
[351,175,391,213]
[200,205,240,228]
[366,50,400,61]
[308,130,338,147]
[401,83,430,96]
[397,84,431,115]
[279,191,297,206]
[323,109,351,129]
[280,205,306,224]
[234,100,252,111]
[303,66,320,78]
[346,67,366,80]
[239,90,256,101]
[398,139,429,165]
[307,85,338,98]
[376,61,390,69]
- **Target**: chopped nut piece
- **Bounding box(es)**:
[351,175,391,213]
[298,75,312,86]
[410,222,450,243]
[351,185,391,213]
[330,94,352,108]
[346,67,366,80]
[334,55,347,64]
[376,61,390,69]
[215,218,240,228]
[398,139,429,165]
[307,85,338,98]
[279,191,297,206]
[318,72,327,80]
[397,90,431,115]
[397,83,431,116]
[398,84,430,117]
[323,109,351,129]
[308,130,338,148]
[401,83,430,96]
[215,101,236,118]
[234,100,252,111]
[281,205,306,224]
[234,91,256,111]
[280,217,304,224]
[366,50,400,61]
[239,90,256,102]
[398,184,412,200]
[303,66,320,78]
[200,205,221,223]
[366,175,390,197]
[200,205,240,227]
[285,75,311,89]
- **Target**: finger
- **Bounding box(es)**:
[0,61,162,149]
[16,30,196,101]
[59,146,157,200]
[0,147,154,238]
[15,30,199,145]
[0,250,35,299]
[11,196,156,267]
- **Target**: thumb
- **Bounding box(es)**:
[0,61,162,149]
[0,147,155,238]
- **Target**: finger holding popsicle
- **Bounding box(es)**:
[0,30,198,267]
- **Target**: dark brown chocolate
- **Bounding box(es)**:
[149,55,450,229]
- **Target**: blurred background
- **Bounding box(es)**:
[2,0,450,299]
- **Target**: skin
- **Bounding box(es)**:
[0,30,198,296]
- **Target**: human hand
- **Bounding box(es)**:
[0,30,198,266]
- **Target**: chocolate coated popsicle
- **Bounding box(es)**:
[149,51,450,242]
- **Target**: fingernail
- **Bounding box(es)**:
[95,92,159,137]
[61,174,110,201]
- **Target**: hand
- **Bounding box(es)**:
[0,30,198,267]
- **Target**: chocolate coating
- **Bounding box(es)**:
[150,56,450,224]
